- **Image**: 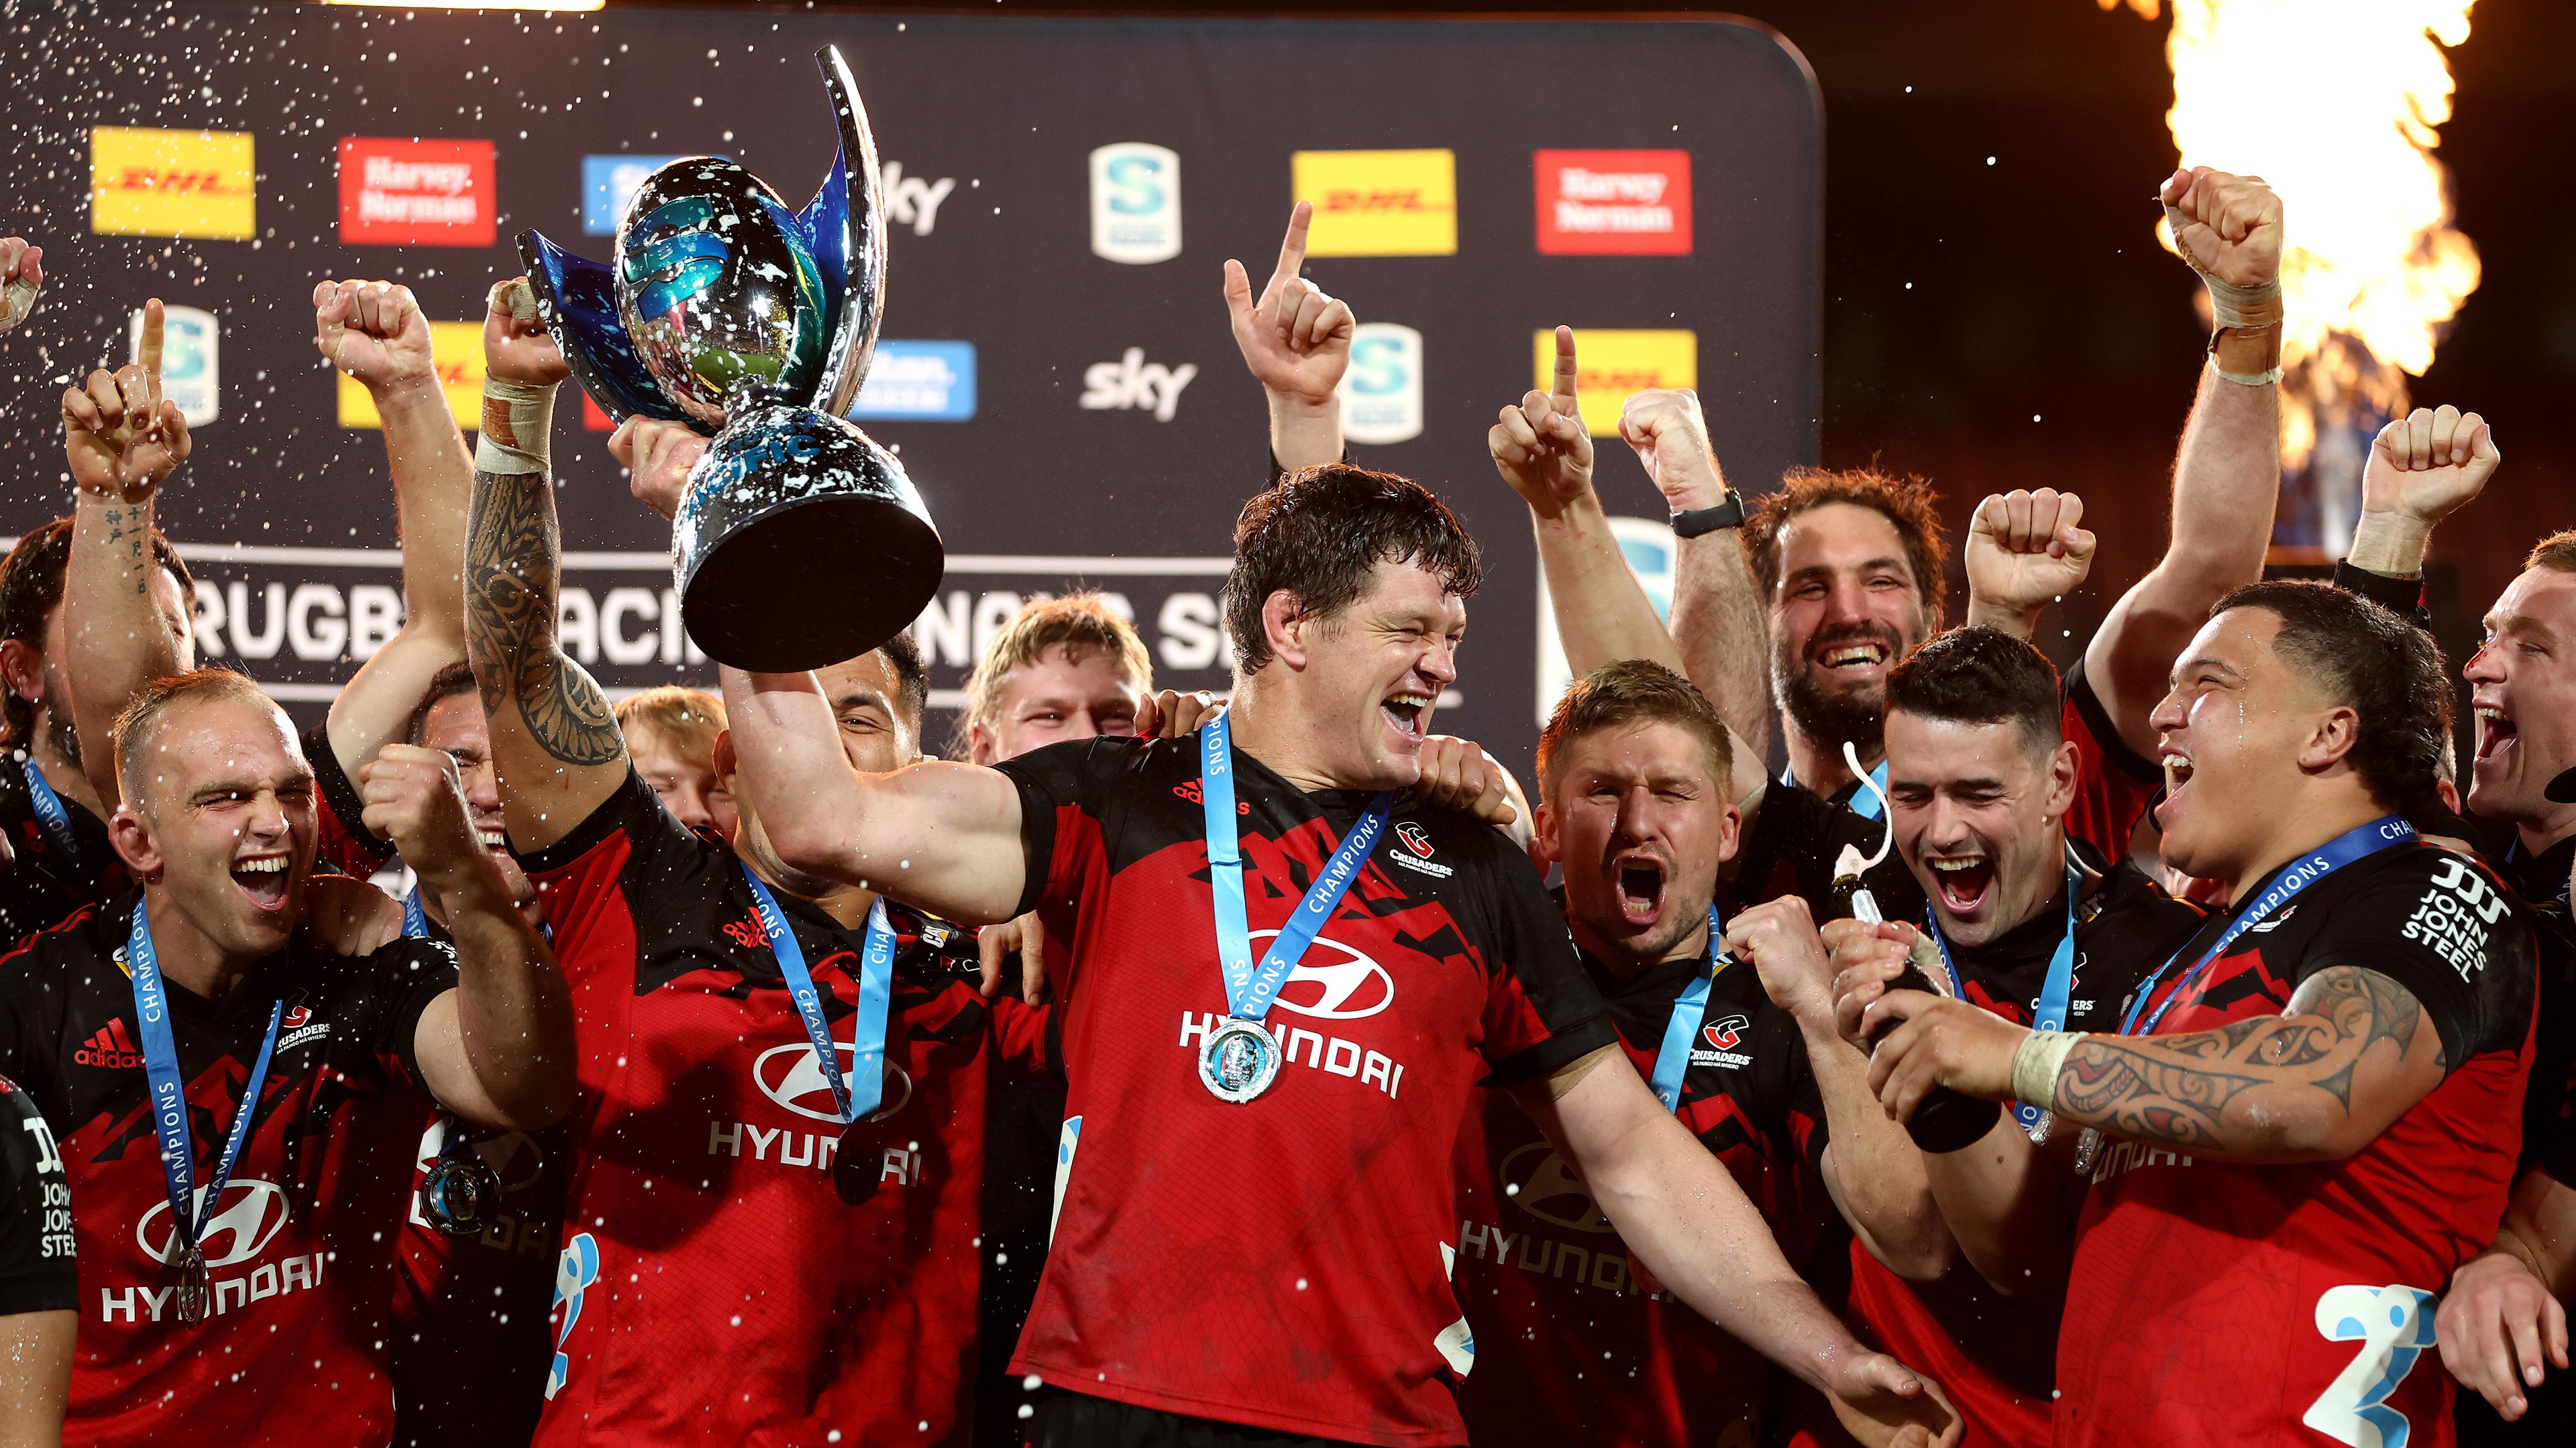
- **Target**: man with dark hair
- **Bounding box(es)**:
[1455,658,1938,1447]
[484,332,1020,1447]
[1857,579,2537,1447]
[1807,625,2205,1441]
[0,665,570,1447]
[727,458,1960,1446]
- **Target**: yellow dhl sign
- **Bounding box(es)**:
[1292,149,1457,258]
[91,127,256,240]
[1535,329,1699,435]
[337,321,486,431]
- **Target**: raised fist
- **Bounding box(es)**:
[360,744,484,890]
[1618,388,1725,511]
[1223,201,1355,405]
[313,278,435,392]
[608,416,708,522]
[486,276,570,388]
[1964,489,2095,634]
[2362,404,2497,528]
[0,237,43,335]
[2159,167,2284,292]
[1489,326,1593,514]
[63,298,190,504]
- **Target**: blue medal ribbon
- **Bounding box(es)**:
[1783,757,1890,821]
[740,862,896,1124]
[1201,711,1393,1027]
[1925,865,2078,1131]
[21,757,79,867]
[1648,907,1727,1113]
[400,889,431,942]
[127,901,284,1274]
[2118,816,2416,1038]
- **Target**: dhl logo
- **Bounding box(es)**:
[1293,150,1457,257]
[1533,329,1699,436]
[337,321,487,431]
[90,127,256,239]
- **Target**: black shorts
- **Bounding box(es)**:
[1021,1390,1367,1448]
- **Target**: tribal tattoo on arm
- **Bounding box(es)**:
[464,466,623,767]
[2051,964,2443,1160]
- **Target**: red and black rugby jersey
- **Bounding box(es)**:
[2059,659,2162,864]
[1454,942,1830,1448]
[518,771,995,1448]
[2057,841,2536,1448]
[307,726,397,881]
[0,1072,74,1317]
[1835,852,2202,1448]
[1730,779,1927,927]
[0,891,455,1447]
[996,735,1615,1448]
[0,752,126,948]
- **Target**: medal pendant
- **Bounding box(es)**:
[2025,1110,2053,1149]
[174,1245,211,1325]
[832,1065,920,1206]
[2073,1127,2104,1178]
[423,1156,502,1238]
[1198,1017,1281,1104]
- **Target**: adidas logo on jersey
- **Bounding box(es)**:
[72,1019,144,1070]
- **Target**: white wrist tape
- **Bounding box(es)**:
[2011,1029,2080,1113]
[475,378,558,476]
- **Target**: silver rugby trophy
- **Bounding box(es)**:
[517,46,941,672]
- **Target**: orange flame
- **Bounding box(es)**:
[2106,0,2481,551]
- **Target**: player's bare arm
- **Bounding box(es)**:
[2083,168,2283,759]
[365,741,574,1130]
[2345,403,2500,578]
[2438,1166,2576,1421]
[1860,962,2446,1164]
[462,278,627,851]
[1516,1044,1962,1448]
[1620,386,1774,761]
[61,298,194,811]
[1960,490,2096,641]
[315,278,476,775]
[0,1306,70,1448]
[720,665,1031,928]
[1224,201,1350,474]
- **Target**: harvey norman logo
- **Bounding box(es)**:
[1089,143,1181,264]
[1293,149,1457,258]
[90,126,256,240]
[339,138,496,247]
[1534,150,1692,256]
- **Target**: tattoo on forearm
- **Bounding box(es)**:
[465,468,623,767]
[2054,965,2436,1151]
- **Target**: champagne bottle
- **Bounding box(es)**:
[1830,847,2002,1154]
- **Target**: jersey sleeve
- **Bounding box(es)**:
[0,1082,72,1316]
[1464,823,1617,1087]
[517,771,688,989]
[993,738,1145,995]
[2061,659,2163,862]
[306,724,396,879]
[2294,849,2537,1074]
[372,936,465,1093]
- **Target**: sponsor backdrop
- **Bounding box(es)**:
[0,7,1821,767]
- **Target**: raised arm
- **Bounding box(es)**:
[1517,1047,1960,1448]
[2343,404,2499,582]
[60,298,193,809]
[719,665,1031,926]
[1860,962,2447,1166]
[2084,168,2284,758]
[1223,201,1350,474]
[315,280,474,775]
[1960,490,2097,641]
[464,277,627,850]
[1493,331,1766,803]
[366,742,574,1129]
[1621,388,1775,761]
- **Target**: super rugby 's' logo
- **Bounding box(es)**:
[1496,1142,1613,1234]
[136,1178,290,1268]
[1256,932,1395,1020]
[753,1041,914,1124]
[1703,1015,1750,1052]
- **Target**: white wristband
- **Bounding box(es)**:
[475,378,558,476]
[2010,1029,2080,1113]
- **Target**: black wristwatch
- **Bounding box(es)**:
[1670,494,1746,539]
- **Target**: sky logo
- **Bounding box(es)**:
[1089,143,1181,264]
[1338,322,1421,445]
[850,340,977,422]
[582,154,684,236]
[133,304,219,425]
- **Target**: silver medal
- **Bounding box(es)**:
[2073,1127,2104,1178]
[174,1244,211,1324]
[1198,1017,1282,1103]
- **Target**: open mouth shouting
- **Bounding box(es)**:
[231,852,293,913]
[2156,748,2195,828]
[1380,690,1434,746]
[2473,700,2516,771]
[477,824,510,854]
[1612,851,1669,930]
[1805,626,1901,690]
[1924,851,1996,916]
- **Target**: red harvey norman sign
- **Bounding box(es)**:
[339,137,496,246]
[1534,149,1691,256]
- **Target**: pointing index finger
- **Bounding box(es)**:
[1552,325,1578,405]
[1271,200,1313,293]
[140,298,166,410]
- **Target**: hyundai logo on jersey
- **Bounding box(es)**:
[137,1178,289,1269]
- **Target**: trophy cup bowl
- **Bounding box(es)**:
[517,44,940,673]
